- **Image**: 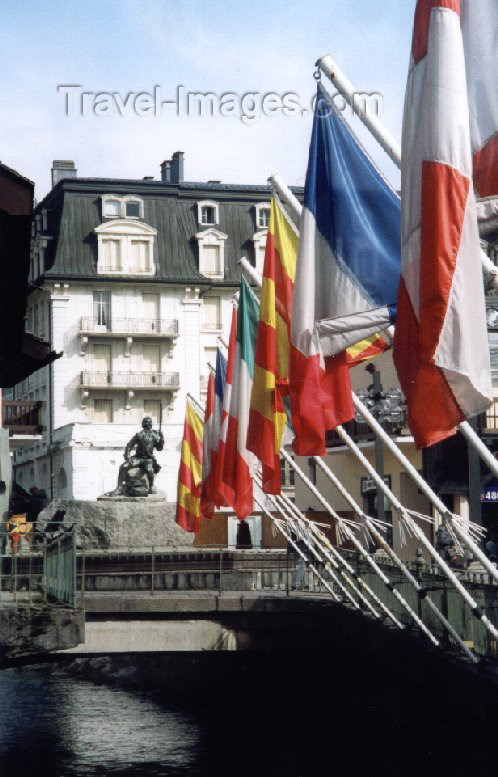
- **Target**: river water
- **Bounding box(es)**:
[0,651,497,777]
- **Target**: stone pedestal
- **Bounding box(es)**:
[37,498,193,549]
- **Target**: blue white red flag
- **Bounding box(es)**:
[201,348,227,516]
[289,83,401,455]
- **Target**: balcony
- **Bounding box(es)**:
[80,371,180,390]
[79,317,179,338]
[482,399,498,434]
[2,401,44,448]
[325,417,411,448]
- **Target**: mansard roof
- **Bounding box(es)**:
[35,177,303,286]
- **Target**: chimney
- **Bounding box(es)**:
[51,160,77,188]
[160,152,184,184]
[160,160,171,183]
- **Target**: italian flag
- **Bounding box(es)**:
[221,277,259,519]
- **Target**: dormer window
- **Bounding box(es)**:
[123,196,144,219]
[196,227,227,279]
[104,199,121,218]
[94,219,157,276]
[102,195,144,220]
[125,201,140,218]
[255,202,271,229]
[197,200,219,226]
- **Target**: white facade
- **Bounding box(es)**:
[13,281,236,501]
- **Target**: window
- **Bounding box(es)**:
[130,240,149,273]
[281,458,295,487]
[144,399,161,424]
[201,206,215,225]
[203,245,221,276]
[252,231,267,276]
[104,199,121,218]
[102,195,144,219]
[308,457,317,486]
[93,398,113,423]
[101,238,122,271]
[93,291,110,328]
[197,200,219,226]
[196,227,227,279]
[256,204,271,229]
[95,220,156,275]
[125,201,140,218]
[201,297,221,330]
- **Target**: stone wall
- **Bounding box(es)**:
[37,498,193,549]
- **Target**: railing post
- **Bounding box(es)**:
[0,535,3,606]
[28,539,32,607]
[286,541,289,596]
[219,547,222,595]
[72,529,77,608]
[80,544,85,598]
[151,545,155,596]
[13,550,17,605]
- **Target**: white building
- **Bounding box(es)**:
[12,154,285,501]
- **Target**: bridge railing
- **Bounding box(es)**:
[0,528,77,608]
[74,542,498,660]
[76,545,298,597]
[43,528,77,607]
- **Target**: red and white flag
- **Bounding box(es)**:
[393,0,493,448]
[462,0,497,199]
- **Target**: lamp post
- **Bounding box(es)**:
[358,364,406,542]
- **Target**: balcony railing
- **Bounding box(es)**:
[325,417,410,448]
[482,399,498,434]
[2,400,43,434]
[79,317,179,336]
[80,371,180,390]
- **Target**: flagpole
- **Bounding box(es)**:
[315,54,402,166]
[353,395,498,583]
[239,251,498,582]
[277,479,449,651]
[254,478,378,613]
[266,484,389,619]
[309,455,480,659]
[252,493,344,604]
[263,173,498,482]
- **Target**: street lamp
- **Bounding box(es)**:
[357,363,406,536]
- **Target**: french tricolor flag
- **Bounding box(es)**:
[289,83,401,455]
[393,0,493,448]
[201,346,229,517]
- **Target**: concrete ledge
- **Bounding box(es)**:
[80,590,335,615]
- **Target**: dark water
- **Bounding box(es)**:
[0,651,497,777]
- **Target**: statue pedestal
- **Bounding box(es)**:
[37,498,193,549]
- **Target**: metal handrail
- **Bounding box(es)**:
[0,528,76,608]
[79,317,179,335]
[80,371,180,389]
[2,400,43,433]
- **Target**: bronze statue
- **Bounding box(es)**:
[112,417,164,496]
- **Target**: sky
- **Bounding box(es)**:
[0,0,415,201]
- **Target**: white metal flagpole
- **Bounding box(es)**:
[263,167,498,484]
[334,419,498,643]
[313,444,478,660]
[315,54,401,166]
[352,394,498,583]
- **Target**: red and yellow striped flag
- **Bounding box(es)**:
[176,399,204,533]
[345,331,390,367]
[247,197,298,493]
